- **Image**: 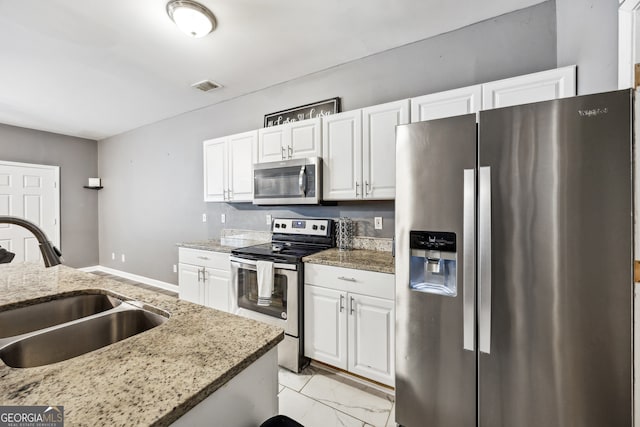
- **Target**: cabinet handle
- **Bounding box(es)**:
[338,276,357,282]
[223,189,227,200]
[197,256,210,260]
[339,294,345,313]
[288,145,293,158]
[281,147,286,159]
[355,182,360,197]
[349,296,355,315]
[227,188,232,200]
[365,181,370,195]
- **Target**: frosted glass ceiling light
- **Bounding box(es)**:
[166,0,216,38]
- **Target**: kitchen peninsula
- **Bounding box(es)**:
[0,263,283,426]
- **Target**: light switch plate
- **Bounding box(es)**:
[202,213,207,222]
[266,214,272,225]
[374,217,383,230]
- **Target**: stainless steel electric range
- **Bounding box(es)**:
[230,218,334,372]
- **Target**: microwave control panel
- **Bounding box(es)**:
[272,218,331,237]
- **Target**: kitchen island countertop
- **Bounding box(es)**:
[0,263,283,426]
[303,248,395,274]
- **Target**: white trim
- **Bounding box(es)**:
[619,0,640,89]
[78,265,179,293]
[0,160,61,251]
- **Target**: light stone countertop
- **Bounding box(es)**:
[177,237,266,253]
[303,248,395,274]
[0,263,283,426]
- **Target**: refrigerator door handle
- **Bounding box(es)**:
[478,166,492,354]
[463,169,476,352]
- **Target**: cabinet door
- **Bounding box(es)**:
[228,130,258,202]
[362,100,409,200]
[482,65,576,109]
[178,263,202,305]
[304,285,348,369]
[289,118,321,159]
[203,138,227,202]
[410,84,482,122]
[258,126,286,162]
[204,267,230,312]
[322,110,362,200]
[348,293,395,386]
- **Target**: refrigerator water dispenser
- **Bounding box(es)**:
[409,231,457,296]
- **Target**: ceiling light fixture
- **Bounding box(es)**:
[166,0,216,38]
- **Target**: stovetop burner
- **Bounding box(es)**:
[231,218,334,263]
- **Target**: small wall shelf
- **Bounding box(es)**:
[83,186,103,190]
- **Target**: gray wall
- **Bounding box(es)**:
[556,0,619,94]
[0,123,98,267]
[98,1,557,284]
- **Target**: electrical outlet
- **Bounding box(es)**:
[221,214,226,224]
[173,264,177,273]
[266,214,272,225]
[374,217,383,230]
[111,252,115,260]
[202,213,207,222]
[121,254,126,263]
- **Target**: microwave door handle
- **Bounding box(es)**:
[299,165,307,195]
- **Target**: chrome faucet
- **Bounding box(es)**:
[0,216,62,267]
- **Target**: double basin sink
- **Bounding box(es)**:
[0,292,169,368]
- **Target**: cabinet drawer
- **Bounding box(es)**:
[178,248,230,271]
[304,263,394,300]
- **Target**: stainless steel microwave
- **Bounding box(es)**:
[253,157,321,205]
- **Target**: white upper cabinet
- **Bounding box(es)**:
[323,100,408,201]
[410,85,482,122]
[322,110,362,200]
[203,137,227,202]
[362,99,409,199]
[482,65,577,109]
[203,130,257,202]
[258,117,321,162]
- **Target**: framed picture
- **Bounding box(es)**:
[264,97,340,127]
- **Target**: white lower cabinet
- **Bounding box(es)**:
[178,248,231,312]
[304,264,395,387]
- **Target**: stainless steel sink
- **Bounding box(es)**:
[0,293,122,338]
[0,293,169,368]
[0,308,167,368]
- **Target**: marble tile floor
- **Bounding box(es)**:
[278,365,396,427]
[89,270,178,297]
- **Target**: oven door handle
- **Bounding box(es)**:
[230,256,298,271]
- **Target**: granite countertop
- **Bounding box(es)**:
[177,237,265,253]
[303,248,395,274]
[0,263,283,426]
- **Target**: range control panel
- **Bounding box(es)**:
[410,231,456,252]
[272,218,331,237]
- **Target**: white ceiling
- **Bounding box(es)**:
[0,0,544,140]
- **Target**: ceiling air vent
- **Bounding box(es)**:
[191,80,221,92]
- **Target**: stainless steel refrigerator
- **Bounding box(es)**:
[395,89,633,427]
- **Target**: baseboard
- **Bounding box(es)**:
[78,265,179,293]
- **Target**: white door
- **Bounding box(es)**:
[362,99,409,199]
[304,285,348,369]
[0,160,60,263]
[228,130,257,202]
[410,84,482,122]
[258,126,286,162]
[289,118,322,159]
[178,263,202,304]
[322,110,363,201]
[482,65,577,109]
[348,293,395,386]
[204,267,230,312]
[203,138,227,202]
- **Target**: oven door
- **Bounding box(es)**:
[230,256,299,336]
